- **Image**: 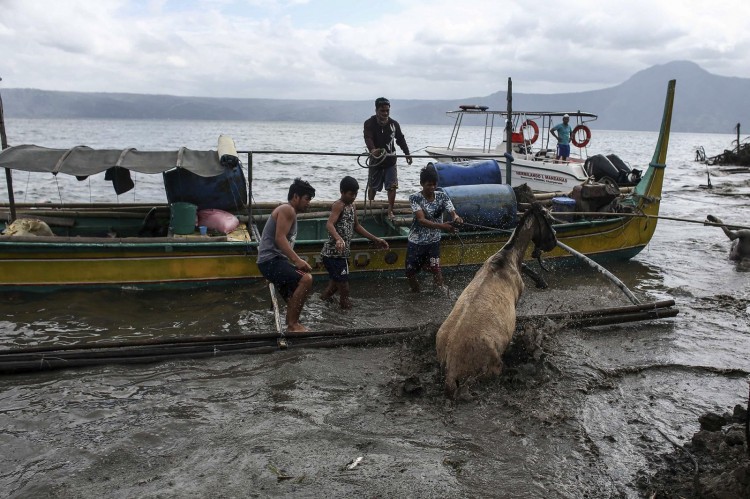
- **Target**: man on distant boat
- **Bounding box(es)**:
[364,97,413,220]
[551,114,573,162]
[256,178,316,333]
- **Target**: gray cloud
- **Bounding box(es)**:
[1,0,749,99]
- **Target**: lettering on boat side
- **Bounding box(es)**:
[516,171,568,184]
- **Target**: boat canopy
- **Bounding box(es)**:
[447,109,598,119]
[0,144,229,177]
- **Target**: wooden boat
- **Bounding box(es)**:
[425,107,642,193]
[0,80,676,292]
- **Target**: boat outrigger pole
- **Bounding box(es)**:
[505,77,512,185]
[0,77,16,223]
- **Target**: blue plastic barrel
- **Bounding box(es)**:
[551,196,576,213]
[441,184,517,229]
[431,160,502,188]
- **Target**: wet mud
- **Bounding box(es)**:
[2,276,747,498]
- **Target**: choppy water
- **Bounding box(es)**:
[1,117,749,498]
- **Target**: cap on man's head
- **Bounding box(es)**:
[375,97,390,108]
[563,114,570,119]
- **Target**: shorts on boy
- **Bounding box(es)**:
[557,143,571,158]
[322,256,350,283]
[405,241,441,276]
[257,256,304,300]
[369,164,398,192]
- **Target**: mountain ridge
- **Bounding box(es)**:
[2,61,748,133]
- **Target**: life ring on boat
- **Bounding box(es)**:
[518,120,539,144]
[571,124,592,147]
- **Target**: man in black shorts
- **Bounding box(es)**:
[363,97,413,220]
[256,178,316,333]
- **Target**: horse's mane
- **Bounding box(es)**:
[488,203,548,268]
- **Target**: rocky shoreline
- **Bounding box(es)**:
[638,401,750,498]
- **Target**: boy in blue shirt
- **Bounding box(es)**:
[406,165,463,292]
[320,176,389,308]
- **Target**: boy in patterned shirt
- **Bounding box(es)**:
[320,176,389,308]
[406,165,463,292]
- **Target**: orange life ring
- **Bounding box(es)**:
[518,120,539,144]
[571,124,591,147]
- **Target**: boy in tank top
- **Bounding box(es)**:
[320,176,389,308]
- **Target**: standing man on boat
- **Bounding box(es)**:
[256,178,316,333]
[551,114,573,162]
[363,97,413,220]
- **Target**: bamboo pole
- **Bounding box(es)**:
[556,240,640,305]
[0,202,162,209]
[245,207,411,222]
[0,324,427,357]
[505,77,513,185]
[0,301,679,375]
[269,283,284,337]
[0,209,152,219]
[531,186,633,201]
[250,200,411,210]
[0,301,675,359]
[0,78,16,223]
[737,123,741,155]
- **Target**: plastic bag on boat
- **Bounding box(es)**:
[197,209,240,234]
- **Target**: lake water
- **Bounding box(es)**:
[1,117,749,497]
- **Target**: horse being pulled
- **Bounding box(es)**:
[436,203,558,399]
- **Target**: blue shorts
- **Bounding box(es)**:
[369,164,398,192]
[257,256,304,300]
[322,256,350,283]
[405,241,441,276]
[557,143,571,158]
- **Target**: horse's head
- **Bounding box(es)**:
[529,203,558,255]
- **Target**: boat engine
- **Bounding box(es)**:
[584,154,641,186]
[606,154,642,184]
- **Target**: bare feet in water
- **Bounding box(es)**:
[286,323,310,335]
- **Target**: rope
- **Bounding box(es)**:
[358,150,395,220]
[454,221,513,233]
[355,148,396,169]
[455,230,466,265]
[551,211,750,231]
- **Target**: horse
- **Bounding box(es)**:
[436,202,558,399]
[706,215,750,261]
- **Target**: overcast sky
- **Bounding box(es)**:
[1,0,748,101]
